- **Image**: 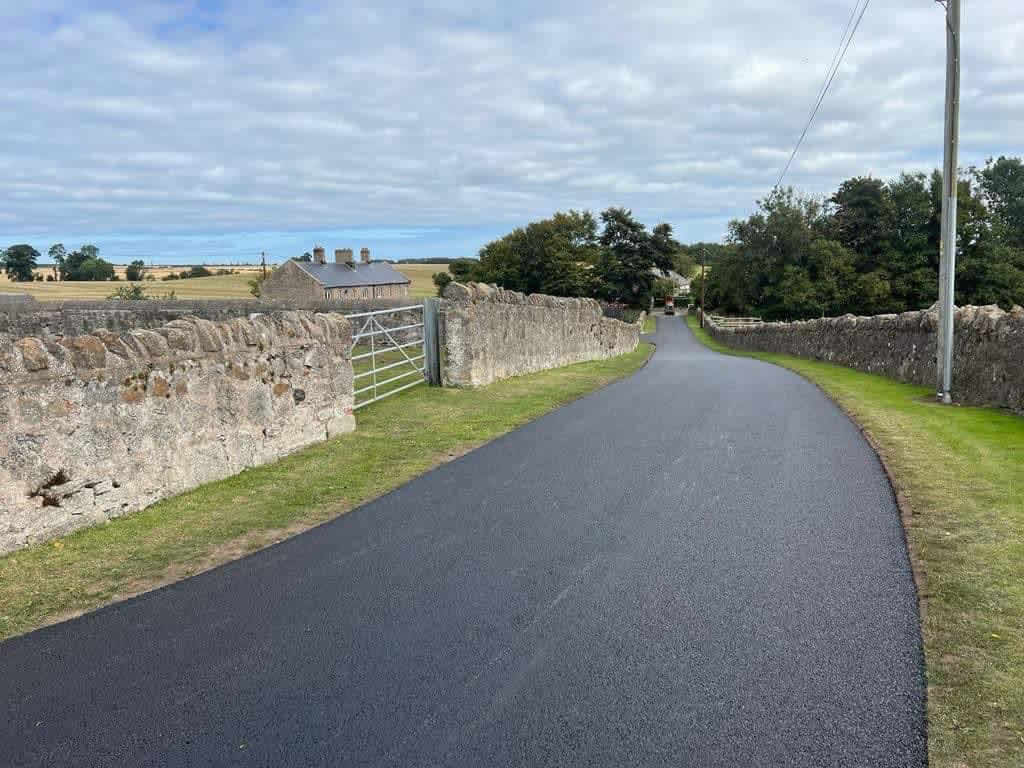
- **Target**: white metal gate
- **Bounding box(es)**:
[347,305,426,410]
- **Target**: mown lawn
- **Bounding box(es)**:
[0,343,652,642]
[686,315,1024,768]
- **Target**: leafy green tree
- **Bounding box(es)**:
[651,277,677,302]
[827,177,892,271]
[1,244,40,282]
[432,272,453,296]
[48,243,66,280]
[125,260,146,281]
[477,210,599,297]
[650,222,681,273]
[596,207,658,305]
[60,245,107,280]
[976,156,1024,248]
[75,258,116,281]
[449,258,482,283]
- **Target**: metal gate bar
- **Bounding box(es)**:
[346,304,428,410]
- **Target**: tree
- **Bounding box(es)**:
[976,156,1024,248]
[651,277,677,302]
[432,272,453,296]
[827,176,892,272]
[125,260,146,281]
[292,252,312,262]
[48,244,66,280]
[449,258,482,283]
[60,244,113,281]
[650,222,681,273]
[476,210,598,297]
[596,207,658,305]
[1,244,40,282]
[75,258,116,281]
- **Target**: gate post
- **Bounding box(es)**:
[423,298,442,386]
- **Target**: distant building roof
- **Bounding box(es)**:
[294,260,411,288]
[650,267,691,288]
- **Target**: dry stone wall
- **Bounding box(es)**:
[0,297,415,339]
[704,305,1024,411]
[441,282,641,387]
[0,311,355,554]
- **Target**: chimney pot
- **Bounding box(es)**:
[360,247,371,264]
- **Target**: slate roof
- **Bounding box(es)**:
[294,260,411,288]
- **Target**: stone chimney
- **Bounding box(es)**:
[335,248,354,266]
[313,246,326,264]
[360,247,371,264]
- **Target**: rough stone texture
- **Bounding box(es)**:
[0,296,416,338]
[0,311,355,554]
[260,260,326,303]
[441,282,641,387]
[703,305,1024,411]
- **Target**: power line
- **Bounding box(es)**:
[773,0,873,191]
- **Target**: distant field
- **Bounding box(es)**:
[398,262,450,298]
[0,263,451,301]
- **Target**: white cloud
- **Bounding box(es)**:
[0,0,1021,245]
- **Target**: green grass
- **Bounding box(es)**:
[643,313,656,334]
[0,343,652,643]
[685,315,1024,768]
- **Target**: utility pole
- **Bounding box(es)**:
[936,0,960,404]
[261,251,267,279]
[699,247,706,328]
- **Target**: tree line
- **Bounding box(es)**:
[0,243,123,282]
[695,155,1024,320]
[432,207,692,307]
[1,242,238,284]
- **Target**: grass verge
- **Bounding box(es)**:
[643,313,656,334]
[0,343,652,643]
[685,315,1024,768]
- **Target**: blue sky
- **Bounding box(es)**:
[1,1,1022,263]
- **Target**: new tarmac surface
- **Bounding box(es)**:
[1,317,926,767]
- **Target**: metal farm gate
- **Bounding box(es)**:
[346,300,440,410]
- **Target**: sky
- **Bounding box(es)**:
[1,0,1022,264]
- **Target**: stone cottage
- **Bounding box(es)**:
[261,246,411,302]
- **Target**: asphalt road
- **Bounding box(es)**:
[1,316,926,767]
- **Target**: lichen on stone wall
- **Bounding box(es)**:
[0,310,356,554]
[703,304,1024,411]
[440,282,642,387]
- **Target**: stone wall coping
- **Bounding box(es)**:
[706,304,1024,337]
[443,281,644,329]
[1,310,352,386]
